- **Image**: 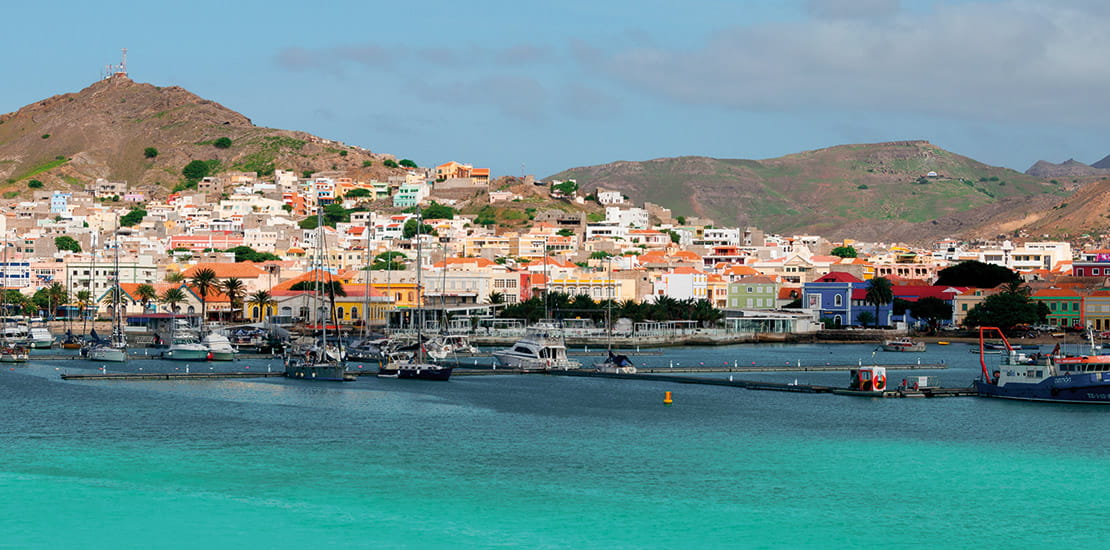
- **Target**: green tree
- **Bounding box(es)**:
[221,277,246,321]
[965,291,1045,331]
[399,159,417,168]
[299,203,352,229]
[345,188,372,198]
[182,160,212,182]
[248,290,275,320]
[589,251,613,260]
[864,277,894,327]
[371,251,406,271]
[290,280,347,296]
[402,219,437,239]
[486,291,505,304]
[421,202,456,220]
[144,147,159,159]
[135,284,158,313]
[908,296,952,331]
[361,160,373,168]
[165,271,185,283]
[676,216,687,225]
[159,287,187,314]
[119,208,147,227]
[383,159,399,168]
[224,245,281,263]
[190,268,218,321]
[45,282,68,320]
[28,180,43,189]
[856,311,876,328]
[551,180,578,196]
[213,137,232,149]
[557,228,575,237]
[55,236,82,253]
[935,260,1019,288]
[830,245,857,258]
[75,290,92,332]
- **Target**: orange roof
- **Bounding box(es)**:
[779,287,801,299]
[723,265,760,276]
[432,257,498,269]
[471,168,490,176]
[271,269,356,291]
[670,266,705,275]
[182,262,267,279]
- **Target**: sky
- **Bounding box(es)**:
[2,0,1109,178]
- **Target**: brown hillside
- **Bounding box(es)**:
[0,75,403,196]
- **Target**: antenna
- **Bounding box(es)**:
[119,48,128,77]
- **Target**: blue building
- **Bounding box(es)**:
[802,272,866,327]
[50,191,72,215]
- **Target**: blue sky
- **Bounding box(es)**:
[3,0,1108,177]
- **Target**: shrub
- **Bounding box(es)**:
[857,184,869,190]
[361,160,372,168]
[27,180,43,189]
[213,137,232,149]
[399,159,417,168]
[383,159,399,168]
[338,150,347,157]
[144,147,159,159]
[41,134,50,139]
[182,160,211,181]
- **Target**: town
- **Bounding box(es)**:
[5,160,1105,346]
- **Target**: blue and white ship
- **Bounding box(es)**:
[975,327,1110,404]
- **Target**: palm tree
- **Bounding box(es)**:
[45,282,67,321]
[160,287,187,314]
[865,277,894,328]
[165,271,185,283]
[135,284,158,314]
[221,277,246,322]
[75,290,91,333]
[247,290,275,321]
[486,291,505,305]
[190,268,217,322]
[1002,280,1030,296]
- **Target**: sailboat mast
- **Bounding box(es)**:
[362,217,372,338]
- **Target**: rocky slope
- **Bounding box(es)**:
[0,75,403,197]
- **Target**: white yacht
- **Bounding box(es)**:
[493,327,580,370]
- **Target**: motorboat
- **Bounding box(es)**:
[25,326,54,348]
[203,333,238,361]
[881,337,926,352]
[594,350,636,374]
[493,326,580,370]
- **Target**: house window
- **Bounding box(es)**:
[834,294,843,307]
[962,304,968,311]
[1077,268,1085,276]
[1095,268,1101,276]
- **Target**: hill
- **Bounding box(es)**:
[1024,158,1110,179]
[0,74,403,197]
[549,141,1070,241]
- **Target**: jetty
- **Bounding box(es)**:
[547,370,977,398]
[61,371,285,381]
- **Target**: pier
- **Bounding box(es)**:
[547,370,977,398]
[60,371,286,381]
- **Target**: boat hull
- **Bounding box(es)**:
[975,375,1110,404]
[163,348,210,361]
[378,362,452,381]
[284,363,351,381]
[88,348,128,362]
[208,351,237,362]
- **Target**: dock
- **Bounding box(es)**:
[60,371,286,381]
[545,370,977,398]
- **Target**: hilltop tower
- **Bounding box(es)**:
[102,48,128,79]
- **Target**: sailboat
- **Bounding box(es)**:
[593,259,635,374]
[83,220,127,362]
[348,218,392,361]
[378,209,452,381]
[283,197,351,381]
[0,239,29,362]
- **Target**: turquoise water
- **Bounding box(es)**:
[2,344,1108,549]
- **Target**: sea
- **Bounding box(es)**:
[2,342,1107,549]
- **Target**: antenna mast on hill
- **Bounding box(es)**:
[103,48,128,80]
[119,48,128,77]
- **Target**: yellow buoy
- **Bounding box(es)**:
[663,391,673,405]
[937,341,949,345]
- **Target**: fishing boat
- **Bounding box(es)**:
[974,327,1110,403]
[881,337,926,352]
[378,211,452,381]
[283,197,351,382]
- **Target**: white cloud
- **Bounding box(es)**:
[586,1,1110,125]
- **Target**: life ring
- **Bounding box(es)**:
[874,374,886,391]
